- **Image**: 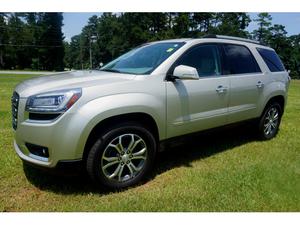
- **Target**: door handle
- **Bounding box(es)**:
[216,85,228,94]
[256,81,264,89]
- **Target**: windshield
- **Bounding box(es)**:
[100,42,185,75]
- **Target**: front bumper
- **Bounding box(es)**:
[15,140,83,172]
[14,140,52,167]
[13,98,86,168]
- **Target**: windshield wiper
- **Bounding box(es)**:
[100,68,121,73]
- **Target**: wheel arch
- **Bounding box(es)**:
[82,112,160,162]
[261,95,285,116]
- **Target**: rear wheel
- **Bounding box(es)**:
[258,102,282,140]
[86,122,157,189]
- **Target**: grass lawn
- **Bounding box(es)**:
[0,73,299,212]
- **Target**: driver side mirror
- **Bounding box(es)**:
[173,65,199,80]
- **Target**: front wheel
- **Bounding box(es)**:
[258,102,282,140]
[86,122,157,189]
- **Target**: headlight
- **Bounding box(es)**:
[26,88,82,113]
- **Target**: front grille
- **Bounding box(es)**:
[11,91,20,130]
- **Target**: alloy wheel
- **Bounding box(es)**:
[101,133,147,182]
[263,106,279,136]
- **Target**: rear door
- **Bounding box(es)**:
[222,43,265,123]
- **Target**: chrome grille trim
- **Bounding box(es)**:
[11,91,20,130]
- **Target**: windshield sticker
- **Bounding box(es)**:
[166,48,174,52]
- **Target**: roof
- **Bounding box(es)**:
[149,35,273,50]
[202,34,264,45]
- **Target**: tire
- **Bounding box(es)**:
[258,102,282,140]
[86,122,157,189]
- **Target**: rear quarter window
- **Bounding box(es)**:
[256,48,285,72]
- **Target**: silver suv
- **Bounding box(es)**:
[12,35,290,189]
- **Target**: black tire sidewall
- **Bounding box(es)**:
[87,122,157,189]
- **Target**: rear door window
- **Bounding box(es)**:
[256,48,285,72]
[223,44,261,75]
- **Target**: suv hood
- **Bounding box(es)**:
[15,70,136,97]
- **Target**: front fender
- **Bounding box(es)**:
[70,93,166,158]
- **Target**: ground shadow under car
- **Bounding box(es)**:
[23,121,258,195]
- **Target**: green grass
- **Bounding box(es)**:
[0,73,299,212]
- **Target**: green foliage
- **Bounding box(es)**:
[0,13,9,68]
[252,13,300,79]
[1,12,299,78]
[65,13,252,69]
[211,13,251,38]
[252,13,272,42]
[65,12,300,79]
[0,13,65,71]
[288,35,300,78]
[38,13,64,71]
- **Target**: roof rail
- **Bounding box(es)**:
[202,34,264,45]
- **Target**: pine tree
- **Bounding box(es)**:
[0,13,8,68]
[252,13,272,43]
[213,13,251,38]
[39,13,65,71]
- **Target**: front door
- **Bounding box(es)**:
[166,44,230,138]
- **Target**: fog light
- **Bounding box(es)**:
[25,143,49,158]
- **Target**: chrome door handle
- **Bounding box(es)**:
[216,85,228,94]
[256,81,264,88]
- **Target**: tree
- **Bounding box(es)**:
[39,13,65,71]
[190,13,215,34]
[0,13,8,68]
[268,24,288,50]
[268,24,292,72]
[2,13,65,71]
[6,13,28,69]
[288,35,300,78]
[212,13,251,37]
[62,12,299,78]
[64,36,82,70]
[147,13,170,40]
[172,13,191,37]
[120,13,152,48]
[23,13,40,70]
[252,13,272,43]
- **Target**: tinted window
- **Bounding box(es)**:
[257,48,285,72]
[223,44,261,74]
[175,45,221,77]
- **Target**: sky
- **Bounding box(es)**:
[62,13,300,42]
